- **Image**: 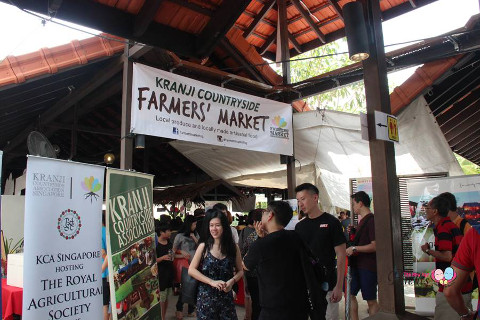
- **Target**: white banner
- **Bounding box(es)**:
[23,156,105,320]
[407,174,480,315]
[131,63,293,155]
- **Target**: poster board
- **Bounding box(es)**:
[407,174,480,315]
[22,156,104,320]
[106,168,160,320]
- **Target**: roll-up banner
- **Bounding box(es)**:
[105,168,160,320]
[407,175,480,315]
[131,62,294,155]
[0,149,2,315]
[22,156,105,320]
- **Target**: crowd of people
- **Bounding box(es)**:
[101,183,480,320]
[144,183,379,320]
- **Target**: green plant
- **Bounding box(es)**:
[2,234,24,254]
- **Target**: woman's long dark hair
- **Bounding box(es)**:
[203,209,236,259]
[179,215,197,237]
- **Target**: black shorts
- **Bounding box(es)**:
[102,278,110,306]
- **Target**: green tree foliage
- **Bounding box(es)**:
[272,38,398,114]
[455,153,480,175]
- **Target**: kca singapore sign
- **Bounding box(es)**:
[131,63,293,155]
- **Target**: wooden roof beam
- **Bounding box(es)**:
[219,40,266,84]
[3,43,150,154]
[167,51,273,91]
[166,0,214,16]
[133,0,165,37]
[259,30,277,55]
[326,0,344,21]
[460,139,480,158]
[291,0,326,43]
[289,32,302,54]
[244,0,276,39]
[46,123,120,137]
[195,0,251,57]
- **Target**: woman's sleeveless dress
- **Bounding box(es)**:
[196,251,237,320]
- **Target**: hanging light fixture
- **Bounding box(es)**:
[104,153,115,165]
[135,134,145,149]
[343,1,370,62]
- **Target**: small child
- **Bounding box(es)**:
[156,223,175,320]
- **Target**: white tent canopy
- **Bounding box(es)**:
[170,96,462,212]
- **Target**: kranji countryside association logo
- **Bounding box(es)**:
[270,116,289,139]
[57,209,82,240]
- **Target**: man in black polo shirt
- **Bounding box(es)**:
[295,183,346,320]
[243,201,309,320]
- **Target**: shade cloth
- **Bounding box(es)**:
[170,97,462,211]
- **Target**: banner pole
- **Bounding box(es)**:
[345,265,351,320]
[0,150,3,318]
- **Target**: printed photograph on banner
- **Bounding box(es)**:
[22,157,104,320]
[355,178,374,222]
[111,236,159,320]
[407,175,480,314]
[106,169,160,320]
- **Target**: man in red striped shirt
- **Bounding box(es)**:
[421,196,464,320]
[445,226,480,319]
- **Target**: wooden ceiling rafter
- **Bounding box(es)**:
[430,67,480,116]
[462,140,480,158]
[290,0,326,43]
[288,32,302,53]
[243,0,276,39]
[292,15,342,39]
[133,0,165,37]
[443,111,480,143]
[219,39,267,84]
[46,123,120,137]
[3,56,124,154]
[326,0,344,21]
[259,30,277,55]
[437,86,480,127]
[450,127,480,154]
[166,0,214,16]
[195,0,251,58]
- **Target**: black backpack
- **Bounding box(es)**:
[299,239,328,320]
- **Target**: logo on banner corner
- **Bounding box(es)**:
[81,176,102,202]
[431,267,457,285]
[57,209,82,240]
[270,115,289,139]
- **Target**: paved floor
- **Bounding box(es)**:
[163,284,418,319]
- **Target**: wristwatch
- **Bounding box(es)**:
[352,246,357,253]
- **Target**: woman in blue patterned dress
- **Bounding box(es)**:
[189,209,244,320]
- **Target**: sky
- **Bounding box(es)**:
[0,0,479,84]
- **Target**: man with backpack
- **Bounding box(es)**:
[295,183,346,320]
[243,201,311,320]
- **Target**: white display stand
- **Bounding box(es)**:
[7,253,23,288]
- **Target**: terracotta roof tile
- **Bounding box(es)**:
[0,34,124,87]
[390,56,462,115]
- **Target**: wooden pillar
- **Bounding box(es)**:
[277,0,296,198]
[361,0,404,314]
[120,44,133,170]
